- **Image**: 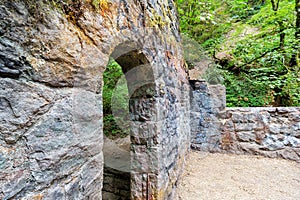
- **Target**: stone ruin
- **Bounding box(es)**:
[0,0,190,199]
[190,80,300,162]
[1,1,299,200]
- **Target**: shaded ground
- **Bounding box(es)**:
[103,136,130,172]
[178,151,300,200]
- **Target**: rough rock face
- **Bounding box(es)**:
[0,0,190,199]
[191,81,300,162]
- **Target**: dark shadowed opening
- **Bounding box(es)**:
[102,43,154,200]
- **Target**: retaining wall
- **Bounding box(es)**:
[191,80,300,162]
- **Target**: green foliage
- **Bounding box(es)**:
[103,58,129,138]
[278,70,300,105]
[111,76,130,135]
[249,0,294,27]
[103,58,123,114]
[103,114,127,139]
[226,0,299,106]
[222,70,273,107]
[177,0,231,48]
[228,0,263,21]
[177,0,300,107]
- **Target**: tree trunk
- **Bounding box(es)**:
[290,0,300,67]
[296,0,300,41]
[271,0,280,11]
[278,21,285,51]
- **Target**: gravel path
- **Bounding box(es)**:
[178,151,300,200]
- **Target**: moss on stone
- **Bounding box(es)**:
[91,0,110,12]
[148,9,169,28]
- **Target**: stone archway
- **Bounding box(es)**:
[0,1,191,199]
[102,42,159,199]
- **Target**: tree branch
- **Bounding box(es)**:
[237,47,281,69]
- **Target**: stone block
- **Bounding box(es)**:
[236,131,256,142]
[291,122,300,138]
[130,121,161,146]
[131,145,159,173]
[269,123,281,134]
[234,123,255,132]
[289,111,300,122]
[277,148,300,161]
[129,98,157,122]
[131,172,158,200]
[262,134,285,151]
[231,112,245,123]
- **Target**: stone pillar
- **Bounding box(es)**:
[190,80,226,151]
[129,84,160,199]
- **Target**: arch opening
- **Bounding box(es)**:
[102,44,156,200]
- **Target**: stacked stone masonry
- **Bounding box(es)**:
[0,0,190,199]
[102,166,130,200]
[2,0,298,199]
[191,80,300,162]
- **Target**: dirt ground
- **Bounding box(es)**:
[178,151,300,200]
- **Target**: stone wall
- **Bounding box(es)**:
[102,166,130,200]
[191,80,300,162]
[0,0,190,199]
[190,80,226,151]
